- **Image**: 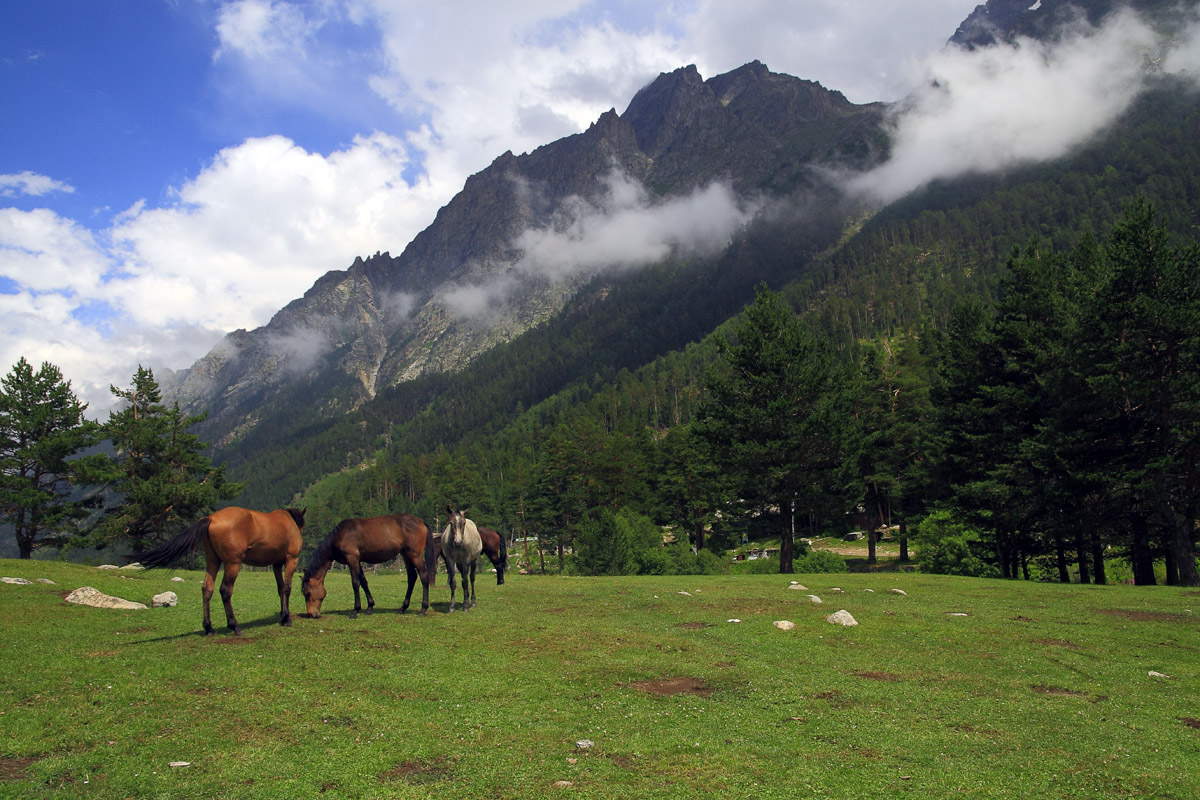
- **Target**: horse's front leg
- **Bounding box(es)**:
[275,556,297,627]
[346,555,363,619]
[446,560,458,613]
[358,566,376,615]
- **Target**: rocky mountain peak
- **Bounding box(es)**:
[949,0,1038,49]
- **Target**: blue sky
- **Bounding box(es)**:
[4,0,1195,416]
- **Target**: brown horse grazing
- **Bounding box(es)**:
[137,507,306,636]
[301,513,437,619]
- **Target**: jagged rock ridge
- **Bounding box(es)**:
[167,61,886,449]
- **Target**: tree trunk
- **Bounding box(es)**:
[1130,510,1157,585]
[1164,510,1200,587]
[693,520,705,552]
[778,501,795,574]
[1075,530,1091,584]
[1090,529,1107,585]
[1055,535,1070,583]
[899,518,909,562]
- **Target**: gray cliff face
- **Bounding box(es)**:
[167,61,886,448]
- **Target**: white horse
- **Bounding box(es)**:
[440,505,482,612]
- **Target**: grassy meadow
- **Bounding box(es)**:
[0,558,1197,799]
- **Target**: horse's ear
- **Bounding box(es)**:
[446,503,453,516]
[461,506,470,515]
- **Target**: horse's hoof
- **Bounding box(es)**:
[349,612,358,620]
[232,628,243,637]
[364,607,373,615]
[281,617,292,627]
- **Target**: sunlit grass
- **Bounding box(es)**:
[1,559,1197,798]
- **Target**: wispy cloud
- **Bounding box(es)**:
[846,8,1200,204]
[440,169,757,319]
[0,171,74,198]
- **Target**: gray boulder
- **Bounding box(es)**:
[65,586,148,610]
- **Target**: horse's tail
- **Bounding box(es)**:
[498,530,508,572]
[138,517,210,569]
[424,523,438,588]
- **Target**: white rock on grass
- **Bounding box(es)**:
[788,582,809,591]
[97,564,120,570]
[773,620,796,631]
[1,577,32,585]
[65,586,148,610]
[152,591,178,608]
[37,578,56,584]
[890,588,908,596]
[826,610,859,626]
[171,576,184,583]
[807,595,823,604]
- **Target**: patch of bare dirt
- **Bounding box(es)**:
[1031,685,1087,698]
[630,677,714,697]
[1181,717,1200,730]
[214,636,255,644]
[0,757,37,781]
[1095,609,1186,623]
[379,757,454,785]
[852,671,902,682]
[677,622,712,630]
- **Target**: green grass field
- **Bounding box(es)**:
[1,559,1197,799]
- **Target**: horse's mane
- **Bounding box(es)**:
[303,521,347,577]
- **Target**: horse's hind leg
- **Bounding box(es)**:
[219,562,243,635]
[467,561,477,610]
[200,543,222,635]
[400,561,416,614]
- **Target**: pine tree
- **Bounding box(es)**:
[86,366,242,552]
[697,286,852,573]
[0,358,103,558]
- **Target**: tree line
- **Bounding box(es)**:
[287,201,1199,586]
[5,202,1197,585]
[0,364,239,559]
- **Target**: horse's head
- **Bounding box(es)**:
[446,504,470,547]
[300,570,326,618]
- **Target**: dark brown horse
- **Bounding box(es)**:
[301,513,437,619]
[138,506,306,635]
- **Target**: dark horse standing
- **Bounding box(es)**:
[301,513,438,619]
[138,506,306,635]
